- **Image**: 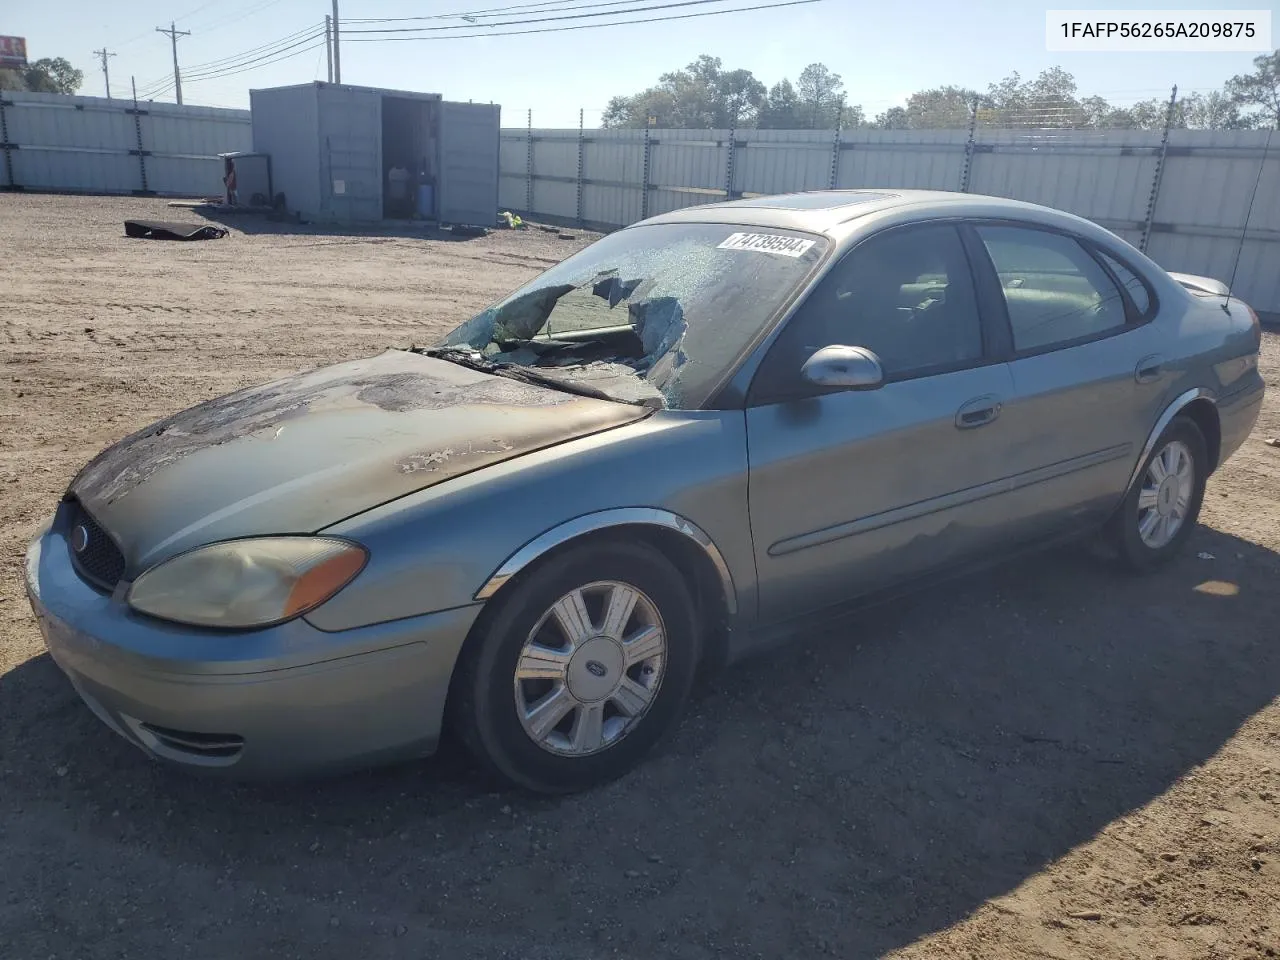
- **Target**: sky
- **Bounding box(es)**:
[7,0,1278,126]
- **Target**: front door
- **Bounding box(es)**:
[745,222,1017,624]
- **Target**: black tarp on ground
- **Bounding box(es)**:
[124,220,229,241]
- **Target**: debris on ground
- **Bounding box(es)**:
[1197,552,1216,560]
[1067,910,1104,921]
[123,220,228,241]
[1265,437,1280,447]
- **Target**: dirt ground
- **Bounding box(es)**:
[1,193,1278,960]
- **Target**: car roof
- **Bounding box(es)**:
[640,189,1082,235]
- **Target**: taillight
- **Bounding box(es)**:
[1245,303,1261,344]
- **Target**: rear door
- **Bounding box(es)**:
[745,222,1018,624]
[968,223,1166,540]
[439,102,500,226]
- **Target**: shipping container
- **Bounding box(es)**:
[249,82,501,226]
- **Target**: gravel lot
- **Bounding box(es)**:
[1,193,1278,960]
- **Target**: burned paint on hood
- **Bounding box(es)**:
[69,350,649,573]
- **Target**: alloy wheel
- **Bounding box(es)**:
[513,580,667,757]
[1137,439,1195,549]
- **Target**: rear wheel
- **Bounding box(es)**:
[1107,416,1208,572]
[450,540,698,793]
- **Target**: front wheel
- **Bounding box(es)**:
[1107,416,1208,572]
[450,540,699,794]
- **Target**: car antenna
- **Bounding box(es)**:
[1222,126,1273,315]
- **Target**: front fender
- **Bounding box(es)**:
[473,507,736,613]
[304,410,753,632]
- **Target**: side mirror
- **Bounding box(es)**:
[801,345,884,390]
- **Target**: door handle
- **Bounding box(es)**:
[1135,354,1165,384]
[955,394,1003,430]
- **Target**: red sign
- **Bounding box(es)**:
[0,36,28,70]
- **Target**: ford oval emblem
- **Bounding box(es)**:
[584,660,608,678]
[70,524,90,553]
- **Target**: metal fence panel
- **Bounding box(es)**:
[585,131,644,184]
[10,146,139,193]
[647,130,728,216]
[1148,129,1280,312]
[5,97,136,151]
[734,130,831,196]
[532,176,577,220]
[969,129,1161,226]
[1156,130,1279,231]
[838,130,969,190]
[145,156,226,196]
[0,90,249,196]
[146,102,251,157]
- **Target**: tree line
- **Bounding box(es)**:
[0,58,83,95]
[603,53,1280,131]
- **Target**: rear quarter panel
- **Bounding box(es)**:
[1149,285,1264,470]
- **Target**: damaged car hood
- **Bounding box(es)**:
[69,350,649,574]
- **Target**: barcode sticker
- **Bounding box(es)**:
[717,232,816,257]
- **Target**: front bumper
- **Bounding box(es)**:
[24,517,482,779]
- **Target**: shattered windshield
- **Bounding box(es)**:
[438,223,828,409]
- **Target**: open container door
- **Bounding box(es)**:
[439,102,500,227]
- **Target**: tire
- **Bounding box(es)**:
[449,539,699,794]
[1107,415,1208,572]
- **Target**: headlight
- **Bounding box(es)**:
[127,537,367,629]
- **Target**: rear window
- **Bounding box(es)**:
[1097,250,1153,316]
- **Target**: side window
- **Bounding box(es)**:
[754,224,983,399]
[977,225,1128,352]
[1097,249,1153,316]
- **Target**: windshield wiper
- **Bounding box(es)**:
[424,345,661,408]
[421,345,495,371]
[488,365,619,403]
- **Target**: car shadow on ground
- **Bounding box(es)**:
[1,525,1277,958]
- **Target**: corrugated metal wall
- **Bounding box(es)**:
[500,125,1280,315]
[250,85,320,215]
[0,90,250,197]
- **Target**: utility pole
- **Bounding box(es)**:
[92,47,116,99]
[324,15,333,83]
[331,0,341,84]
[155,21,191,105]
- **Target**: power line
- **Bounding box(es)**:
[345,0,755,34]
[186,0,292,36]
[347,0,825,41]
[110,0,287,52]
[179,23,323,73]
[182,37,328,84]
[135,22,322,96]
[345,0,685,24]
